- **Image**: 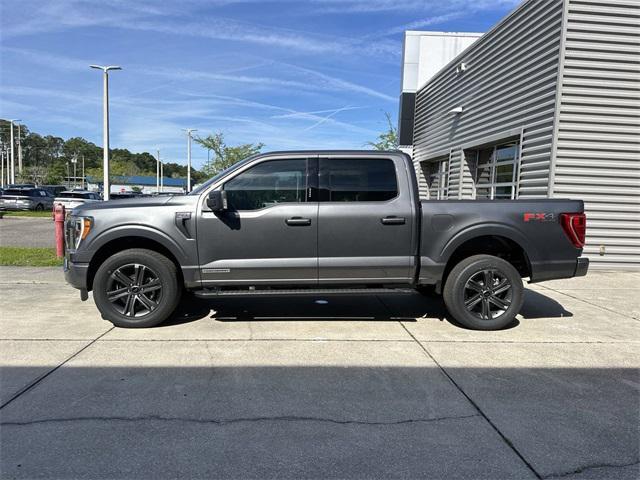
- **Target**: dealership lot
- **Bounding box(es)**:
[0,217,54,248]
[0,267,638,479]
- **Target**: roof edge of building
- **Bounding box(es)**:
[414,0,538,92]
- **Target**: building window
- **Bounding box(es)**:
[425,158,449,200]
[471,141,519,199]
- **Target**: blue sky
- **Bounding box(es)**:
[0,0,519,169]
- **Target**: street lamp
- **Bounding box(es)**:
[156,150,161,193]
[90,65,121,200]
[8,119,21,184]
[183,128,197,192]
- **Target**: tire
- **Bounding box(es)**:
[443,254,524,331]
[93,248,181,328]
[35,204,44,211]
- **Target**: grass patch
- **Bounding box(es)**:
[1,210,52,218]
[0,247,63,267]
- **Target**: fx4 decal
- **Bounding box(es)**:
[524,212,556,222]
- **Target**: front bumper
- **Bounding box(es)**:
[575,256,589,277]
[63,256,90,290]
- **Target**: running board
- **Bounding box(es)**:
[193,287,415,298]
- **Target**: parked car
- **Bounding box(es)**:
[0,188,55,211]
[54,191,102,210]
[64,150,588,330]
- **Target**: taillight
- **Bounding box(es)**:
[560,213,586,248]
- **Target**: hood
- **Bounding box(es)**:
[73,196,173,213]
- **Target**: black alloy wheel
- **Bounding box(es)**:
[106,263,163,318]
[463,269,512,320]
[93,248,181,328]
[443,254,524,330]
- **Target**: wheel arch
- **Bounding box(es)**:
[87,236,183,291]
[441,232,533,290]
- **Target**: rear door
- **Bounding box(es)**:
[197,157,319,286]
[318,156,415,284]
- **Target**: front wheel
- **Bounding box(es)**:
[35,204,44,211]
[93,248,181,328]
[443,254,524,330]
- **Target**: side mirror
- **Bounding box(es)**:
[207,190,228,212]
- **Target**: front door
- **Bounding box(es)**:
[318,156,415,284]
[197,157,318,286]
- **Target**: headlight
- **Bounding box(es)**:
[70,216,93,249]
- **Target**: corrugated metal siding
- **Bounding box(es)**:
[413,0,563,200]
[553,0,640,268]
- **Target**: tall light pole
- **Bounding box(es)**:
[156,150,160,193]
[71,153,78,189]
[1,145,4,188]
[17,123,23,175]
[90,65,121,200]
[8,119,20,184]
[183,128,197,192]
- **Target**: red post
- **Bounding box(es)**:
[54,204,65,258]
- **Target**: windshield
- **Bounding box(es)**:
[188,156,255,196]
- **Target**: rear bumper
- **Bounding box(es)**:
[63,256,90,290]
[575,256,589,277]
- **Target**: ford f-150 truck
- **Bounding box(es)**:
[64,151,588,330]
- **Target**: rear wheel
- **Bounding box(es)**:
[443,254,523,330]
[35,204,44,211]
[93,248,181,328]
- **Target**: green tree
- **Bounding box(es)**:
[195,132,264,176]
[367,112,399,151]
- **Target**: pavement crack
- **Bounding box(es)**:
[1,413,480,428]
[399,321,543,480]
[542,459,640,478]
[0,327,115,410]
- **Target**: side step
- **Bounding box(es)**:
[193,287,415,298]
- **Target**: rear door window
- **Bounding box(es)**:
[320,158,397,202]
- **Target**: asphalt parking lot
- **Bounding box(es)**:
[0,217,54,248]
[0,267,638,479]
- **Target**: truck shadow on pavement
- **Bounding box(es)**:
[162,289,572,328]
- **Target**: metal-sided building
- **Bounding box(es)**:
[399,0,639,269]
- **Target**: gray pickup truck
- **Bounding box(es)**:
[64,150,588,330]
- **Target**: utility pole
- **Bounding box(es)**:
[8,119,20,184]
[90,65,121,200]
[183,128,197,192]
[156,150,160,193]
[82,155,85,190]
[71,154,78,189]
[160,161,164,192]
[17,123,23,175]
[1,145,4,188]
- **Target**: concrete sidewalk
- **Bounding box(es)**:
[1,267,638,479]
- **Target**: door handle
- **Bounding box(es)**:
[286,217,312,226]
[381,216,406,225]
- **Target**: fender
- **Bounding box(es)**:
[79,224,191,264]
[440,222,540,265]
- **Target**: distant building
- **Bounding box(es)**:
[86,175,186,194]
[399,0,639,269]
